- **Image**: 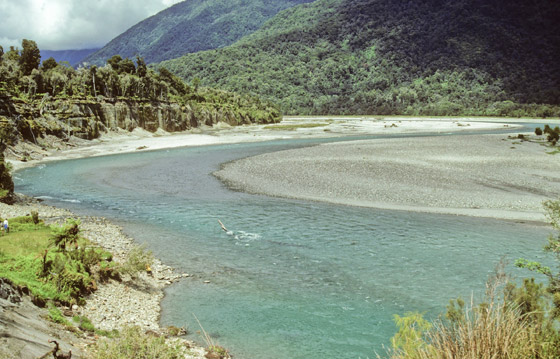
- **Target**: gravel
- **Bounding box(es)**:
[215,133,560,222]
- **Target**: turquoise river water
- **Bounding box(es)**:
[14,134,551,359]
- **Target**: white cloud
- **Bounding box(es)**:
[0,0,184,50]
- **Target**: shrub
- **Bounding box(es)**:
[206,345,230,359]
[119,244,153,277]
[548,131,559,145]
[31,210,39,224]
[166,325,187,337]
[88,326,183,359]
[49,218,81,252]
[386,300,541,359]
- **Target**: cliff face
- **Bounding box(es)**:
[1,97,262,143]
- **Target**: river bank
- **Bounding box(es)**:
[4,116,557,357]
[0,198,206,358]
[7,116,522,171]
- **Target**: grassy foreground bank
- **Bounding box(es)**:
[0,202,224,358]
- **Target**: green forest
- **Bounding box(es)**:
[84,0,314,66]
[160,0,560,117]
[0,40,281,125]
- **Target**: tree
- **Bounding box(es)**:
[42,57,58,71]
[0,120,15,204]
[192,77,201,91]
[119,58,136,75]
[5,46,20,62]
[136,56,147,78]
[50,219,81,252]
[107,55,123,73]
[20,39,41,75]
[0,45,3,63]
[90,65,98,97]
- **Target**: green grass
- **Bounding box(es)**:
[89,326,184,359]
[0,216,116,304]
[0,224,51,256]
[48,304,70,325]
[263,123,329,130]
[73,315,95,332]
[0,254,63,301]
[0,219,61,301]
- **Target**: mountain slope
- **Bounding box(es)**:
[160,0,560,116]
[83,0,314,66]
[41,48,99,67]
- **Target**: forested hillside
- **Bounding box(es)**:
[83,0,314,66]
[161,0,560,116]
[0,40,280,142]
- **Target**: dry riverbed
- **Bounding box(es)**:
[215,133,560,222]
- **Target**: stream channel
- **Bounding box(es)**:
[14,128,551,358]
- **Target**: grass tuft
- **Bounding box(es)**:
[263,123,328,130]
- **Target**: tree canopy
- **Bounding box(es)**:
[160,0,560,117]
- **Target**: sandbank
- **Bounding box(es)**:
[215,128,560,223]
[8,116,528,171]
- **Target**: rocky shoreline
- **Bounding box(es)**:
[0,198,206,358]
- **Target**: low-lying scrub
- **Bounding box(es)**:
[88,326,184,359]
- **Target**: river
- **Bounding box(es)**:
[14,133,551,358]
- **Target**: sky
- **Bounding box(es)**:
[0,0,183,51]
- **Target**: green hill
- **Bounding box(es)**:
[160,0,560,116]
[83,0,314,66]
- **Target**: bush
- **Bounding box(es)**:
[386,299,543,359]
[49,218,81,252]
[31,210,39,224]
[206,345,230,359]
[88,326,183,359]
[119,244,154,277]
[535,127,543,136]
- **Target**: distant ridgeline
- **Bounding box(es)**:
[41,48,100,68]
[160,0,560,117]
[0,40,281,143]
[83,0,315,66]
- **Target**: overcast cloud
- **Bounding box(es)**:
[0,0,183,50]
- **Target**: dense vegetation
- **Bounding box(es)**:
[161,0,560,117]
[0,40,281,132]
[0,216,117,305]
[386,199,560,358]
[83,0,314,66]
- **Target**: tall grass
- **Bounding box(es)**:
[388,299,541,359]
[88,326,183,359]
[386,259,556,359]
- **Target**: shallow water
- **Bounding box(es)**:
[15,137,551,359]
